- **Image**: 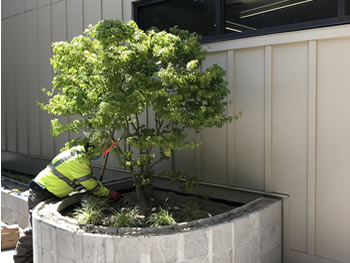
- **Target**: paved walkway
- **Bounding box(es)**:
[1,248,15,263]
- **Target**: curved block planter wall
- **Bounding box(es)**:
[1,189,29,228]
[33,194,281,263]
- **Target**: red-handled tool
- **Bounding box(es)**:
[102,141,118,156]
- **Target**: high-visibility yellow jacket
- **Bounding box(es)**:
[34,145,109,198]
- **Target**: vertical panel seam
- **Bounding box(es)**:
[50,0,56,156]
[35,0,42,156]
[196,63,203,181]
[227,50,235,186]
[307,39,317,256]
[82,0,85,30]
[121,0,124,21]
[23,5,30,155]
[14,16,19,153]
[3,20,8,151]
[264,45,272,193]
[64,0,71,142]
[101,0,103,19]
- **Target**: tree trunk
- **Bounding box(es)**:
[135,182,151,215]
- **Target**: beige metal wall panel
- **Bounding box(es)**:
[12,0,23,16]
[233,47,265,190]
[51,0,69,153]
[123,0,134,22]
[147,109,172,175]
[24,10,41,156]
[14,14,28,154]
[37,0,50,8]
[37,5,54,158]
[67,0,83,41]
[102,0,123,20]
[1,0,13,19]
[173,130,197,179]
[271,42,309,252]
[51,1,66,42]
[24,0,36,12]
[2,18,17,153]
[200,52,228,184]
[1,20,8,151]
[316,37,350,263]
[1,85,6,150]
[83,0,102,29]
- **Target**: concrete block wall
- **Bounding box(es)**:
[33,197,282,263]
[1,189,29,228]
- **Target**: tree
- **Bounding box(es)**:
[41,20,237,213]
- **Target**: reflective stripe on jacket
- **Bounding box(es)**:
[34,145,109,198]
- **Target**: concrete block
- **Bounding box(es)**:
[33,217,42,248]
[261,246,281,263]
[235,242,250,263]
[212,222,232,253]
[261,202,281,233]
[261,224,281,255]
[42,248,57,263]
[150,234,178,263]
[2,207,16,225]
[184,256,209,263]
[18,197,29,216]
[57,256,75,263]
[213,249,233,263]
[249,212,261,238]
[7,194,19,212]
[74,233,83,262]
[41,222,51,250]
[17,213,29,228]
[57,229,75,260]
[1,206,11,223]
[184,229,209,260]
[113,236,152,263]
[33,241,42,263]
[234,216,251,246]
[105,236,115,263]
[250,237,261,263]
[82,233,106,263]
[1,191,9,205]
[51,225,58,253]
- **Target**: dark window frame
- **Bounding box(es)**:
[134,0,350,43]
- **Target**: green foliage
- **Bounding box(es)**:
[181,198,206,222]
[112,206,143,228]
[74,196,109,225]
[147,207,177,227]
[1,169,34,185]
[41,20,237,206]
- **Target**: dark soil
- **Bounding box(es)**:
[62,188,240,227]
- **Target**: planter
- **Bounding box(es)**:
[32,182,282,263]
[1,178,30,229]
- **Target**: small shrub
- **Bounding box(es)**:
[147,207,176,227]
[181,198,205,222]
[112,206,143,228]
[74,196,109,225]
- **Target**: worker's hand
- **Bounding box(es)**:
[108,190,121,201]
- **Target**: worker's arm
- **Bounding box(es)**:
[79,176,110,197]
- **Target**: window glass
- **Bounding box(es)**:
[136,0,216,37]
[224,0,338,35]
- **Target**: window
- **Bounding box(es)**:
[134,0,216,37]
[134,0,350,43]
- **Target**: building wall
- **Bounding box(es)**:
[2,1,350,262]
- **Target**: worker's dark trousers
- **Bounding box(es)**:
[14,183,56,263]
